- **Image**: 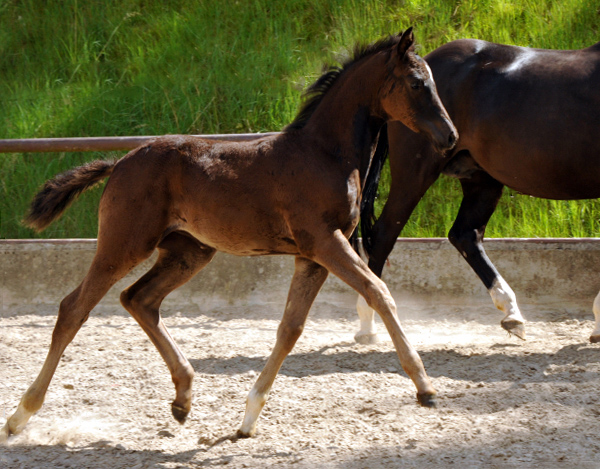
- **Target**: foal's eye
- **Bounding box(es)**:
[410,80,423,90]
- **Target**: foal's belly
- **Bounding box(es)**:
[178,210,301,257]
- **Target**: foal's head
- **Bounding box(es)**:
[380,28,457,152]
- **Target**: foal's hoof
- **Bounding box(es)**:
[171,403,190,424]
[590,334,600,344]
[354,333,379,345]
[0,424,9,444]
[417,392,437,408]
[501,319,526,340]
[235,429,253,439]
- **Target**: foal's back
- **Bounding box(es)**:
[100,133,352,257]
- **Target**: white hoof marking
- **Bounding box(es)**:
[489,277,523,324]
[239,388,267,437]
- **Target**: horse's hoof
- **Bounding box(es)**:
[171,403,189,424]
[417,392,437,408]
[235,429,253,439]
[501,319,526,340]
[354,333,379,345]
[590,334,600,344]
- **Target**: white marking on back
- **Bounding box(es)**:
[502,49,536,74]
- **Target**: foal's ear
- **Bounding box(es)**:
[397,27,415,58]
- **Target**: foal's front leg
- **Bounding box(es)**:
[238,257,328,437]
[316,230,436,405]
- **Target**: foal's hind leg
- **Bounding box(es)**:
[315,230,436,406]
[238,257,329,437]
[449,172,526,339]
[1,245,152,442]
[120,232,216,423]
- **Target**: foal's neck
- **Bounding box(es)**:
[302,54,387,175]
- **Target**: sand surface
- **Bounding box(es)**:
[1,302,599,468]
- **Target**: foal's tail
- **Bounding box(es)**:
[356,124,389,259]
[24,159,116,232]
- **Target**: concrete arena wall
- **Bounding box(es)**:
[2,238,600,319]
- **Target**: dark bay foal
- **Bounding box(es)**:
[1,29,456,441]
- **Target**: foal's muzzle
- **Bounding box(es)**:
[430,119,458,154]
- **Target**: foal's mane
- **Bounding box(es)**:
[285,34,411,131]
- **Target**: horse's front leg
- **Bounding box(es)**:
[317,230,436,406]
[449,172,526,340]
[356,133,442,344]
[238,257,328,437]
[356,188,435,345]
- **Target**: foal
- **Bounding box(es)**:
[1,29,456,441]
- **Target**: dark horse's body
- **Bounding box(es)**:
[2,30,457,442]
[356,38,600,345]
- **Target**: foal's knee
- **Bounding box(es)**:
[53,291,90,337]
[278,320,304,339]
[276,319,305,350]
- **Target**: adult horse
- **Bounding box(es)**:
[354,38,600,345]
[1,29,457,442]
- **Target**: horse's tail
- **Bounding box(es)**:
[24,159,116,232]
[358,124,389,259]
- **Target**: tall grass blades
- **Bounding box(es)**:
[1,0,599,238]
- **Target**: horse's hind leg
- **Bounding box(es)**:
[448,171,526,339]
[238,257,329,437]
[591,291,600,343]
[1,244,153,442]
[120,232,216,424]
[314,230,436,406]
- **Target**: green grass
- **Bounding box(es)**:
[1,0,599,238]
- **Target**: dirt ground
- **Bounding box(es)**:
[1,300,599,468]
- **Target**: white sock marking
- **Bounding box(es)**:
[489,276,524,323]
[355,295,377,337]
[239,388,267,436]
